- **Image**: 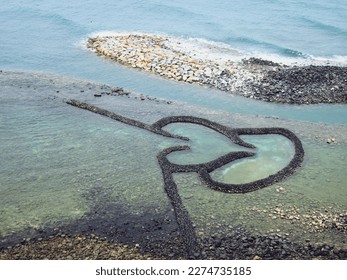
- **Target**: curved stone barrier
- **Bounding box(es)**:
[67,99,304,257]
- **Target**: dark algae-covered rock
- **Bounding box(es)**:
[248,65,347,104]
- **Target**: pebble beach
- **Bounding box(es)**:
[87,33,347,104]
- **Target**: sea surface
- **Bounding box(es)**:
[0,0,346,251]
[1,0,347,122]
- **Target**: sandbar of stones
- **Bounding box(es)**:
[87,33,347,104]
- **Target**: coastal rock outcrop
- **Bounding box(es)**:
[87,33,347,104]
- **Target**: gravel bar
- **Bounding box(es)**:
[87,33,347,104]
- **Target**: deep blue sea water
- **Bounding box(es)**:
[1,0,347,123]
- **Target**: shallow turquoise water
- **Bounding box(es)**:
[212,135,294,184]
[1,83,346,247]
[0,97,176,235]
[164,124,294,184]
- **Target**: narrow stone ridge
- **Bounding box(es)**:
[87,33,347,104]
[66,99,304,257]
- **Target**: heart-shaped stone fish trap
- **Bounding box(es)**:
[67,99,304,257]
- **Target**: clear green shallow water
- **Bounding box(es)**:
[165,123,294,184]
[0,74,346,248]
[0,98,177,235]
[176,138,347,242]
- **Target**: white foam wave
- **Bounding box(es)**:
[306,55,347,66]
[166,35,347,67]
[165,36,245,64]
[87,30,169,39]
[81,31,347,67]
[246,52,347,67]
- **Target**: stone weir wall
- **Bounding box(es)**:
[87,33,347,104]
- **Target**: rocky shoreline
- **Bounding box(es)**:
[1,227,346,260]
[0,235,154,260]
[87,33,347,104]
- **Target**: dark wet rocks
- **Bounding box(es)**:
[93,86,130,97]
[1,228,346,260]
[244,65,347,104]
[242,57,282,67]
[92,87,172,105]
[199,229,347,260]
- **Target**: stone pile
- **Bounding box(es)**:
[247,65,347,104]
[87,33,347,104]
[87,34,273,98]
